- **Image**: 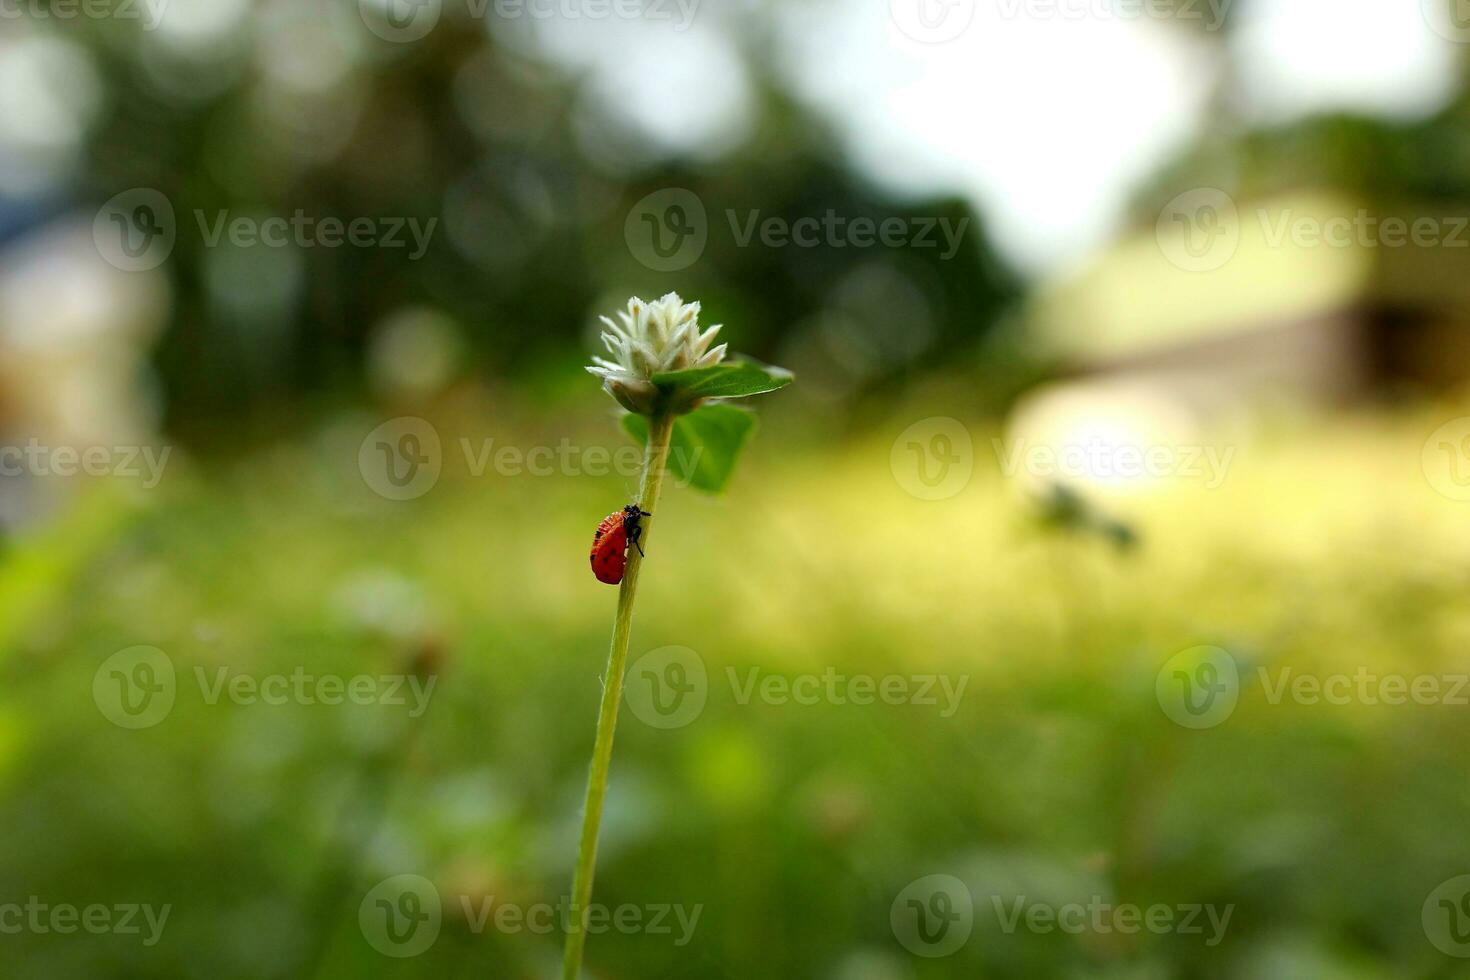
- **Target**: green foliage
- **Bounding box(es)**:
[66,13,1021,427]
[7,414,1469,979]
[622,405,758,494]
[652,361,794,401]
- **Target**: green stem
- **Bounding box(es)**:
[561,412,675,980]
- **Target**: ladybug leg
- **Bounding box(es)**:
[629,525,646,558]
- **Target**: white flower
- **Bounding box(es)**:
[587,293,727,414]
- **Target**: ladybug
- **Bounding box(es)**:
[589,505,651,585]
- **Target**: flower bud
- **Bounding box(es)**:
[586,293,727,416]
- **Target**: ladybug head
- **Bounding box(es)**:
[624,504,651,519]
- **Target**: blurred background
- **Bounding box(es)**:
[5,0,1470,976]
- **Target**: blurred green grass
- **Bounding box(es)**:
[4,404,1470,979]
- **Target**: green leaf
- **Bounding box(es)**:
[622,404,759,494]
[652,360,794,400]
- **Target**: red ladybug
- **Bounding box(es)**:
[589,505,650,585]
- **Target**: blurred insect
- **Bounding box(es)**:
[589,505,651,585]
[1033,482,1140,554]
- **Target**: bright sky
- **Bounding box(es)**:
[1231,0,1461,123]
[0,0,1461,277]
[774,0,1460,275]
[537,0,1461,277]
[776,1,1212,275]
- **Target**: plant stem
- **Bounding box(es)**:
[561,412,675,980]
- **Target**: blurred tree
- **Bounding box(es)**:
[54,6,1020,434]
[1130,1,1470,218]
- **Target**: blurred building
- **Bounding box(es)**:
[0,218,168,525]
[1030,190,1470,405]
